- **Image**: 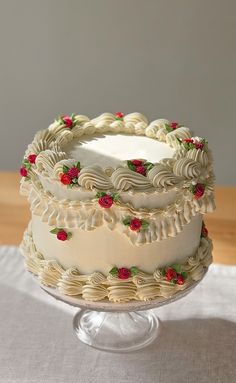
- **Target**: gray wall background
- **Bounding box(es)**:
[0,0,235,184]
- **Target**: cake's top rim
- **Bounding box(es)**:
[20,112,213,195]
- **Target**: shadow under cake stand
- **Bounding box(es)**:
[37,270,207,353]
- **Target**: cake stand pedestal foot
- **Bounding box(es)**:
[73,309,160,352]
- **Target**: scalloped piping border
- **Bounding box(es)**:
[23,113,214,193]
[20,224,213,303]
[20,178,215,245]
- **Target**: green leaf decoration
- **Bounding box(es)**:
[130,266,138,276]
[164,123,173,133]
[67,232,72,240]
[63,165,70,174]
[112,193,120,202]
[181,271,188,280]
[160,268,166,276]
[172,263,181,273]
[75,161,81,169]
[72,178,78,183]
[109,267,118,276]
[67,183,74,189]
[189,184,196,194]
[96,191,107,198]
[50,228,59,234]
[184,142,195,150]
[123,218,131,226]
[22,159,31,170]
[144,162,154,171]
[141,220,149,230]
[177,138,182,144]
[127,160,136,171]
[24,163,32,170]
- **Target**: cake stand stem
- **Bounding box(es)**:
[73,309,160,352]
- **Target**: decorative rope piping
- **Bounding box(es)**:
[20,178,215,245]
[20,225,213,303]
[21,113,214,193]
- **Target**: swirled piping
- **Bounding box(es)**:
[35,150,67,177]
[78,166,114,190]
[173,158,202,179]
[166,127,192,148]
[23,113,207,193]
[20,225,213,303]
[148,164,183,188]
[111,168,152,191]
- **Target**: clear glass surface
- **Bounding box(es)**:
[73,309,159,352]
[38,270,207,352]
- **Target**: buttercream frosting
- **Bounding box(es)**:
[20,225,212,303]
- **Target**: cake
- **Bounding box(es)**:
[19,112,215,303]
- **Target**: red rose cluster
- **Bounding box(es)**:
[181,138,206,151]
[50,227,72,241]
[165,121,181,132]
[127,159,154,176]
[109,266,138,279]
[57,114,76,129]
[60,162,81,188]
[162,266,187,285]
[190,183,205,199]
[19,153,37,178]
[123,217,149,232]
[115,112,124,120]
[96,192,120,208]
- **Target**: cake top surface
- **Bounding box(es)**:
[64,133,175,168]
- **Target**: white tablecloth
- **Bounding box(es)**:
[0,246,235,383]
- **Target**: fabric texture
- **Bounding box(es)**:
[0,246,235,383]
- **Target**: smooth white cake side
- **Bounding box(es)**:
[31,213,202,275]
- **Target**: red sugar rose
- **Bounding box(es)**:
[68,167,79,178]
[130,218,142,231]
[60,173,72,185]
[202,226,208,237]
[195,142,204,150]
[183,138,194,143]
[165,267,177,282]
[57,230,68,241]
[118,267,131,279]
[136,165,146,175]
[20,167,28,177]
[170,122,178,129]
[131,159,143,166]
[98,195,113,208]
[115,112,124,119]
[62,115,73,128]
[27,154,37,164]
[194,183,205,199]
[177,274,185,285]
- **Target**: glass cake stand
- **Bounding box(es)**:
[39,271,207,353]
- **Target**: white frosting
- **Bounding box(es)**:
[19,112,215,303]
[31,213,202,275]
[63,133,175,168]
[20,225,213,302]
